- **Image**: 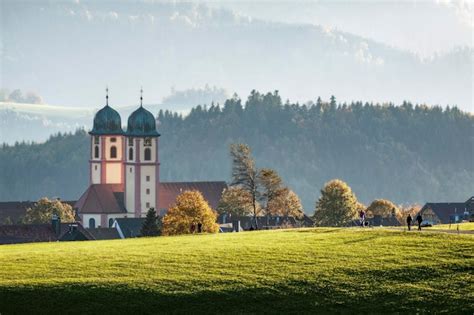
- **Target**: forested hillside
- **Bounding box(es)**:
[1,91,472,211]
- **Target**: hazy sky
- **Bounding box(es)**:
[1,0,472,110]
[210,0,473,57]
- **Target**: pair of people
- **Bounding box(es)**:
[407,214,423,231]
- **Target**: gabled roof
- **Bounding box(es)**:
[87,228,121,240]
[420,202,468,223]
[0,222,93,245]
[0,200,76,224]
[114,218,146,238]
[158,181,227,210]
[217,214,298,230]
[75,184,126,214]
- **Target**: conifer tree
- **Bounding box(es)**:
[141,207,161,237]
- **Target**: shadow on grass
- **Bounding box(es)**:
[0,279,471,315]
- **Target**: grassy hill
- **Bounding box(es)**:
[0,229,472,314]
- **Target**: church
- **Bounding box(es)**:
[74,91,226,229]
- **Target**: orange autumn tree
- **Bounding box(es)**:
[162,190,219,236]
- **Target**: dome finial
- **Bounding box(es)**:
[106,86,109,106]
[140,87,143,107]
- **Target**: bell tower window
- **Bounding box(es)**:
[110,146,117,158]
[129,148,133,161]
[110,137,117,143]
[128,137,134,146]
[94,146,99,158]
[94,136,100,144]
[144,148,151,161]
[144,138,152,146]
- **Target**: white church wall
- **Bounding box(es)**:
[83,214,102,228]
[126,165,135,214]
[91,162,101,184]
[140,165,156,213]
[106,163,122,184]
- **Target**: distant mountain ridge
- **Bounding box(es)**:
[2,1,472,111]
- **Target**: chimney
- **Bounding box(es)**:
[51,214,61,237]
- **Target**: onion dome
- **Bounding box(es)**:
[126,106,160,137]
[90,105,124,135]
[90,88,124,135]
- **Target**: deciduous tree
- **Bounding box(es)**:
[217,187,255,216]
[162,190,219,236]
[22,197,75,224]
[366,199,400,218]
[313,179,358,226]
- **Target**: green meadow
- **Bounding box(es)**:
[0,228,472,314]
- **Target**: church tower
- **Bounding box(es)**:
[125,89,160,218]
[89,88,125,186]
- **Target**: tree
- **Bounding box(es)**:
[162,190,219,236]
[366,199,400,218]
[267,189,304,219]
[22,197,75,224]
[230,143,260,225]
[141,207,161,237]
[217,186,255,216]
[259,167,290,216]
[313,179,358,226]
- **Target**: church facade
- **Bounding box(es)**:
[75,92,226,228]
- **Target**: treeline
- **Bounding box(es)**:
[0,90,473,211]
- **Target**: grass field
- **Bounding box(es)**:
[426,222,474,231]
[0,228,472,314]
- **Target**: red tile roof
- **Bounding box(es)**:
[75,182,226,214]
[74,184,126,214]
[159,181,227,211]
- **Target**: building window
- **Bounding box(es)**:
[144,148,151,161]
[146,175,150,182]
[146,202,150,208]
[130,167,132,173]
[94,165,98,170]
[110,146,117,158]
[110,137,116,143]
[144,138,152,146]
[94,146,99,158]
[94,136,99,144]
[129,148,133,160]
[146,188,150,195]
[128,137,133,146]
[109,218,114,227]
[89,218,96,229]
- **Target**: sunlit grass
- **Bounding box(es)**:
[425,222,474,231]
[0,228,472,314]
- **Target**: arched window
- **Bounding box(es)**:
[110,146,117,158]
[108,218,114,227]
[129,148,133,161]
[144,148,151,161]
[89,218,96,229]
[94,146,99,158]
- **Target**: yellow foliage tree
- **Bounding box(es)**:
[22,197,75,224]
[217,186,255,216]
[162,190,219,236]
[366,199,400,218]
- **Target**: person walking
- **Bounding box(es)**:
[416,213,423,231]
[359,210,366,227]
[406,214,413,231]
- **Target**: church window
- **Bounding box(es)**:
[129,167,132,173]
[129,148,133,160]
[108,218,114,227]
[89,218,96,229]
[94,136,99,144]
[94,165,97,170]
[144,148,151,161]
[110,146,117,158]
[146,176,150,182]
[146,188,150,195]
[128,137,133,146]
[94,146,99,158]
[144,138,152,146]
[146,202,150,209]
[110,137,117,143]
